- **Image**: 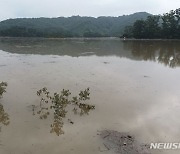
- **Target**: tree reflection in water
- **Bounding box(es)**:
[33,87,95,136]
[0,38,180,68]
[123,40,180,68]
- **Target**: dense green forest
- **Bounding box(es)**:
[123,8,180,39]
[0,12,150,37]
[1,9,179,39]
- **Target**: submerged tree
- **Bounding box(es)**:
[0,82,7,98]
[0,82,10,131]
[0,104,10,127]
[35,87,95,136]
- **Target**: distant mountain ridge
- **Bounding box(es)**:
[0,12,151,37]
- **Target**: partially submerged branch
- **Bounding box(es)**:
[0,82,7,97]
[36,87,95,136]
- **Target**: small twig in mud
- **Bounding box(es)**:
[103,143,110,150]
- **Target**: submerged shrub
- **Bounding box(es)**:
[0,82,10,130]
[0,82,7,97]
[35,87,95,136]
[0,104,10,126]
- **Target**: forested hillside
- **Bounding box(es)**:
[0,12,150,37]
[123,8,180,39]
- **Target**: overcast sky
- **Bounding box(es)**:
[0,0,180,21]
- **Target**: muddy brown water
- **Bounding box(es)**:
[0,38,180,154]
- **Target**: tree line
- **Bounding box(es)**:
[123,8,180,39]
[0,13,150,38]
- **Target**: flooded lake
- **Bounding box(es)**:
[0,38,180,154]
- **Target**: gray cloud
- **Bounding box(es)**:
[0,0,180,21]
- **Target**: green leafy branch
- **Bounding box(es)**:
[0,82,7,97]
[36,87,95,136]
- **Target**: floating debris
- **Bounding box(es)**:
[80,52,95,55]
[0,65,6,67]
[103,62,110,64]
[143,76,150,78]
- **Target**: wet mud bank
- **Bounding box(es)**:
[99,130,151,154]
